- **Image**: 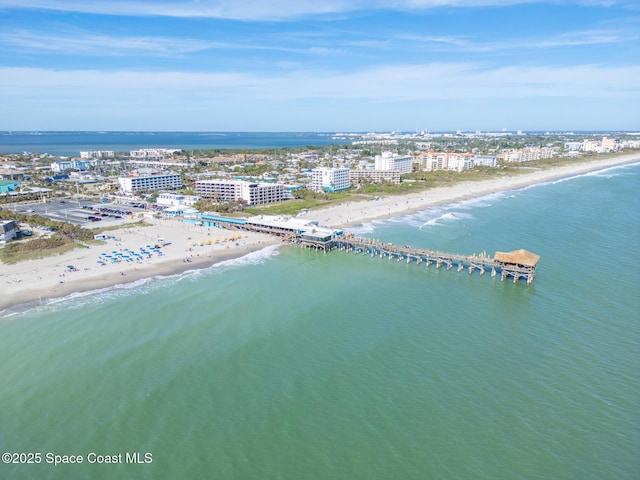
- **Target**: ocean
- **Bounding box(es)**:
[0,131,349,157]
[1,163,639,479]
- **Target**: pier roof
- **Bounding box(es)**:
[494,249,540,267]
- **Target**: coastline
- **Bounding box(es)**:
[306,154,640,229]
[1,219,280,316]
[1,154,638,315]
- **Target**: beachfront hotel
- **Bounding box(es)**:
[374,152,414,174]
[349,169,401,184]
[195,179,289,205]
[310,167,351,193]
[118,174,182,194]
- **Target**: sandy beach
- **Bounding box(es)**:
[1,218,279,314]
[1,154,638,314]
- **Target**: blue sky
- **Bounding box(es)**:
[0,0,638,132]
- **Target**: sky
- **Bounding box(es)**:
[0,0,639,132]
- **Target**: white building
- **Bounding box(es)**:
[118,174,182,194]
[472,155,497,168]
[80,151,114,159]
[195,180,289,205]
[241,182,289,205]
[156,192,201,207]
[350,170,401,184]
[0,220,18,242]
[51,159,95,173]
[374,152,413,174]
[311,167,351,193]
[564,142,583,151]
[129,148,181,159]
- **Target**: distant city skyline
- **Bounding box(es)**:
[0,0,638,132]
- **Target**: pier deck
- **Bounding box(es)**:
[191,214,539,284]
[293,234,539,285]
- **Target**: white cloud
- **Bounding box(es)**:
[399,28,637,52]
[2,30,216,56]
[2,63,638,130]
[2,63,638,104]
[0,0,572,21]
[0,28,353,58]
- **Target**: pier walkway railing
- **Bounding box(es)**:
[293,234,538,284]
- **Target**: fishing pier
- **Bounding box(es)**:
[189,213,540,284]
[297,234,539,284]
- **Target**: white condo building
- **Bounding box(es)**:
[374,152,413,174]
[311,167,351,193]
[195,180,289,205]
[118,174,182,194]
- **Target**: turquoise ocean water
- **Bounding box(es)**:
[1,163,639,479]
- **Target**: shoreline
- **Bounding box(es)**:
[2,154,638,316]
[305,154,640,229]
[1,220,280,316]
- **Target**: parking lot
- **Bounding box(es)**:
[10,200,149,226]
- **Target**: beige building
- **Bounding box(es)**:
[498,147,556,163]
[419,152,475,172]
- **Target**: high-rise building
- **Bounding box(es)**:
[374,152,413,174]
[311,167,351,192]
